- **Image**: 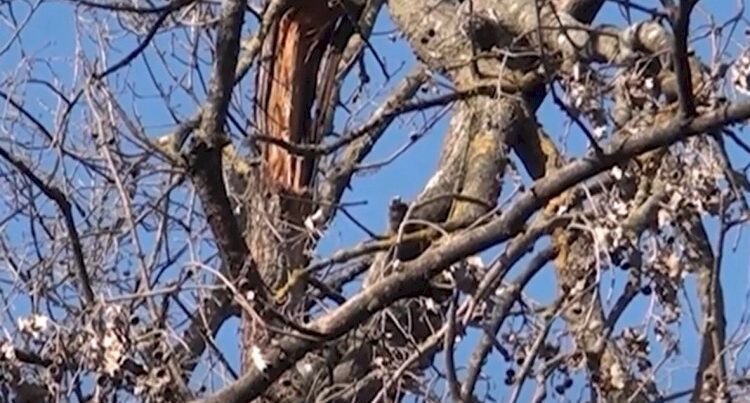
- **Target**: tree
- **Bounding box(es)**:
[1,0,749,401]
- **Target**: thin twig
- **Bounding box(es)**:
[0,146,95,304]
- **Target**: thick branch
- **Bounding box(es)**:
[669,0,698,116]
[198,0,245,146]
[179,0,268,375]
[193,99,750,403]
[681,211,727,401]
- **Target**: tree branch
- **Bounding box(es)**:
[193,98,750,403]
[669,0,698,116]
[0,146,95,304]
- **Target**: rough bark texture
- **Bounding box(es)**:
[223,0,731,401]
[314,0,617,401]
[198,0,730,401]
[198,97,750,402]
[242,2,343,401]
[239,1,385,401]
[2,0,746,402]
[384,0,672,401]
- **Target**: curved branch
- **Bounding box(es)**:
[0,146,95,304]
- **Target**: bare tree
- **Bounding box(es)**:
[1,0,750,402]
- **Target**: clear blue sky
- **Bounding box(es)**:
[0,0,748,401]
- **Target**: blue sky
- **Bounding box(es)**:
[1,0,750,401]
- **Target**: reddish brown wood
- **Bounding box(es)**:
[255,1,340,195]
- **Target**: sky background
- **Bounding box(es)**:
[0,0,749,401]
